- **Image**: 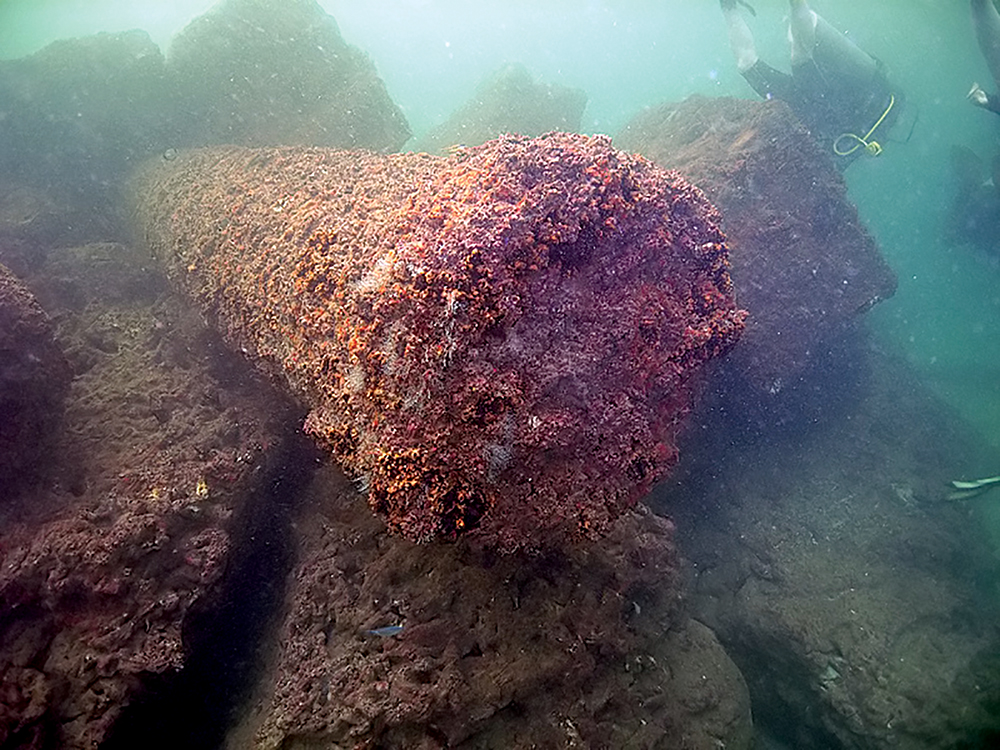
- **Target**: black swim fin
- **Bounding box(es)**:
[950,144,983,198]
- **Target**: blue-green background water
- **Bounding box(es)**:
[2,0,999,539]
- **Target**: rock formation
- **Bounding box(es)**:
[617,95,896,404]
[131,133,746,550]
[0,263,70,492]
[414,63,586,155]
[167,0,410,151]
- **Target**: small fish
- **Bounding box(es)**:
[365,625,404,637]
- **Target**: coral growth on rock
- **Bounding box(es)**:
[0,0,410,244]
[0,237,299,748]
[661,347,1000,750]
[0,30,171,243]
[133,132,746,549]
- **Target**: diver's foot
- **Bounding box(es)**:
[968,82,989,107]
[720,0,737,10]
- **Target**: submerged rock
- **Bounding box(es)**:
[0,30,172,241]
[660,345,1000,749]
[167,0,411,151]
[131,133,746,550]
[0,239,301,748]
[0,0,411,247]
[233,465,752,750]
[945,144,1000,255]
[413,63,587,155]
[617,95,896,415]
[0,263,70,492]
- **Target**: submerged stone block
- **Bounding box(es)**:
[0,241,300,748]
[0,0,411,246]
[0,30,172,239]
[660,350,1000,750]
[0,263,70,490]
[131,133,747,550]
[237,466,752,750]
[167,0,411,151]
[617,95,896,399]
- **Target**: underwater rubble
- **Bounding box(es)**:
[0,263,70,492]
[0,0,410,239]
[0,217,303,747]
[234,470,751,749]
[167,0,410,152]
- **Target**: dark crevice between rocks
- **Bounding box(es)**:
[100,430,321,750]
[697,322,871,448]
[735,645,844,750]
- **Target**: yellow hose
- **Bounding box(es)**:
[833,93,895,157]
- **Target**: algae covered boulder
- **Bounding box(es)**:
[132,132,747,550]
[168,0,411,151]
[241,471,752,749]
[617,95,896,403]
[0,29,173,237]
[0,239,302,749]
[0,0,412,244]
[414,63,587,154]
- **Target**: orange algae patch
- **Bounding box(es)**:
[132,133,746,550]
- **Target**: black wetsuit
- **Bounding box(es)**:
[741,57,900,170]
[978,89,1000,115]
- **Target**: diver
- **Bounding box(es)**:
[969,0,1000,115]
[719,0,902,170]
[945,144,1000,257]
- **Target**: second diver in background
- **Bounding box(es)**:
[968,0,1000,115]
[719,0,903,170]
[950,2,1000,255]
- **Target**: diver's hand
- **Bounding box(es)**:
[968,82,989,107]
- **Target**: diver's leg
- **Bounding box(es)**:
[721,0,759,72]
[721,0,796,101]
[787,0,818,68]
[743,60,796,103]
[971,0,1000,92]
[969,81,1000,114]
[787,0,878,87]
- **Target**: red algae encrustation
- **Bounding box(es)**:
[132,133,746,550]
